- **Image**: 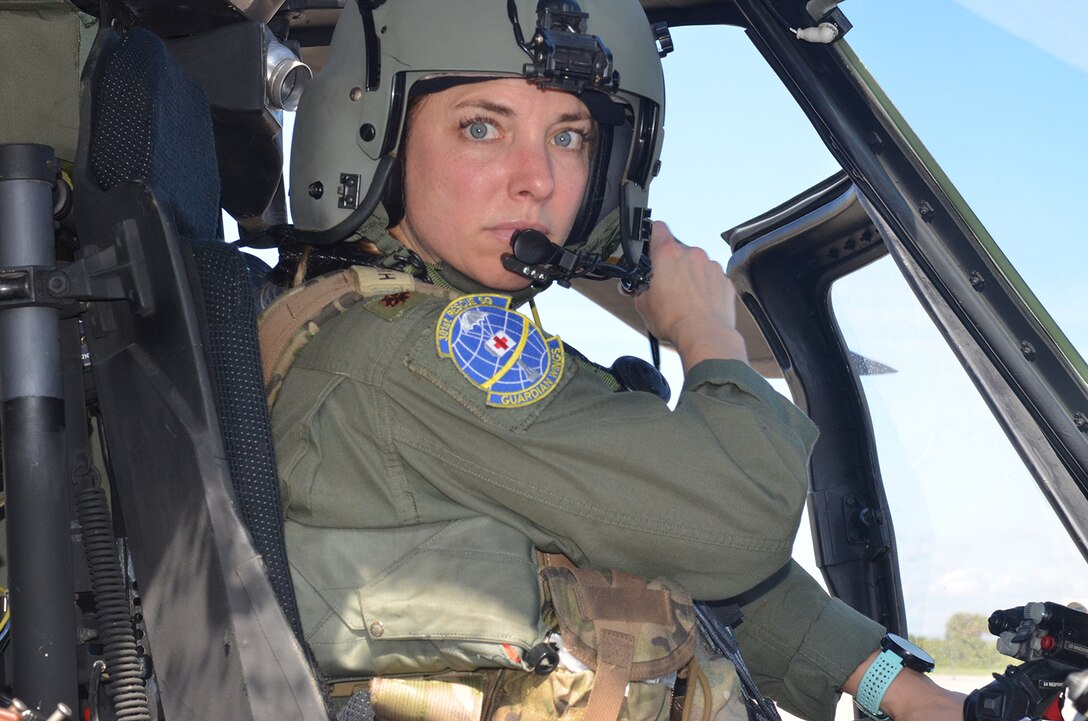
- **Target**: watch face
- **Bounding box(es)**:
[883,633,936,672]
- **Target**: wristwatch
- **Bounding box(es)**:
[855,633,936,720]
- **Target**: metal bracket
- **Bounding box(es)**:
[522,1,618,94]
[844,494,891,560]
[0,217,151,313]
[805,0,841,22]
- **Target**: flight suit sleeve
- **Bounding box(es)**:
[730,561,885,721]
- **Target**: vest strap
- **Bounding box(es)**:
[257,266,458,405]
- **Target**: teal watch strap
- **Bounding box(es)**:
[855,648,903,720]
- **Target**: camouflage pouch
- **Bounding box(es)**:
[679,637,747,721]
[489,665,674,721]
[537,566,698,721]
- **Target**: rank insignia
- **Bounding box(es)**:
[364,290,426,321]
[435,294,564,408]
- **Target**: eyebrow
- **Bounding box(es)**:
[452,99,592,124]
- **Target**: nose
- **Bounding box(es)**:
[506,136,556,201]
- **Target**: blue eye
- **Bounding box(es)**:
[464,120,498,140]
[553,130,583,149]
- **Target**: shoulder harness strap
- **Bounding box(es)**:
[258,266,460,406]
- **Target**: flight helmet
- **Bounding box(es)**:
[290,0,669,288]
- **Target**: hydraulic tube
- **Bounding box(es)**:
[0,144,78,712]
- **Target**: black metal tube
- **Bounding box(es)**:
[0,143,78,712]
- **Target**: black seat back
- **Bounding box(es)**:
[73,25,327,720]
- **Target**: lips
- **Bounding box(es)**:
[488,223,549,245]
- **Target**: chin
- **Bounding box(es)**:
[488,276,534,292]
[477,267,534,292]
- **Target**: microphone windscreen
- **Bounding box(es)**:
[511,229,558,266]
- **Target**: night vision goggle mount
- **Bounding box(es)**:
[503,0,654,295]
[510,0,619,94]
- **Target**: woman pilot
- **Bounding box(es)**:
[265,1,966,720]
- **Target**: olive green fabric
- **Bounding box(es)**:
[272,287,883,720]
[732,561,883,720]
[286,517,544,678]
[0,2,98,162]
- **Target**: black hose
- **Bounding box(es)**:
[77,486,151,721]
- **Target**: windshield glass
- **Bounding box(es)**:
[843,0,1088,366]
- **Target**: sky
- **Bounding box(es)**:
[248,0,1088,640]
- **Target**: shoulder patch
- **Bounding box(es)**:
[435,294,564,408]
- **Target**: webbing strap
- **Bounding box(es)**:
[568,569,670,721]
[257,266,458,405]
[258,267,410,384]
[584,625,636,721]
[573,569,671,625]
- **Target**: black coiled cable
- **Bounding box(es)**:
[77,486,151,721]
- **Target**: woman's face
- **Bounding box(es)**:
[390,79,594,291]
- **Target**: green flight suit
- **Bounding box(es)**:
[271,278,883,721]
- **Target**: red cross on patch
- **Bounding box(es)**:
[486,331,513,356]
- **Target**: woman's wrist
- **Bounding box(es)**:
[845,649,966,721]
[676,324,748,373]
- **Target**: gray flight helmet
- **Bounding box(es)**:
[290,0,667,276]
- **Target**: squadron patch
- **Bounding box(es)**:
[436,294,564,408]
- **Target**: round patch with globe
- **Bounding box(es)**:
[436,294,564,407]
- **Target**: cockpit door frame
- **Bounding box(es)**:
[726,0,1088,630]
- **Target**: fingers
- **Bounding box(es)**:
[635,219,737,332]
[647,220,722,281]
[649,220,683,252]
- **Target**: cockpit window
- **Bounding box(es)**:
[831,255,1088,653]
[843,0,1088,364]
[536,22,841,388]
